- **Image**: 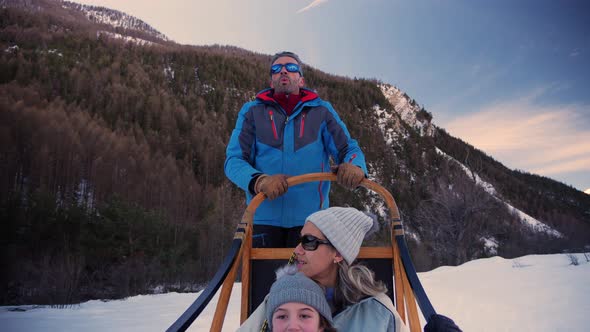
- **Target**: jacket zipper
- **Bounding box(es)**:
[299,113,306,138]
[268,110,278,140]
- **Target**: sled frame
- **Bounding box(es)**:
[206,173,426,332]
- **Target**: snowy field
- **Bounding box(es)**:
[1,253,589,332]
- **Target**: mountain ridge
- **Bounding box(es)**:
[62,1,169,42]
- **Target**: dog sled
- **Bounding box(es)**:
[167,173,437,332]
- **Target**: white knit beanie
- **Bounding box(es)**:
[306,207,375,264]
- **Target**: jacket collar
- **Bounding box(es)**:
[256,88,319,104]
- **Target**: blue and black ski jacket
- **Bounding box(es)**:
[224,88,367,228]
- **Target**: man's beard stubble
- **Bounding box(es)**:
[272,75,300,95]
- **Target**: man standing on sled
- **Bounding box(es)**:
[225,51,367,248]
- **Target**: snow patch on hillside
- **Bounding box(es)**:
[436,147,563,238]
[47,49,63,57]
[505,204,563,237]
[164,65,174,80]
[4,45,19,53]
[373,105,406,145]
[63,1,169,41]
[379,84,435,137]
[480,236,499,255]
[96,30,155,46]
[453,155,497,196]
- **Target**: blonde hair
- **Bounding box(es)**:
[334,261,386,308]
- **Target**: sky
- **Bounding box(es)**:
[1,253,589,331]
[73,0,590,192]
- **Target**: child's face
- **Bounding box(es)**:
[271,302,323,332]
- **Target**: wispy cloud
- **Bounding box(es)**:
[570,48,581,57]
[297,0,330,14]
[445,89,590,180]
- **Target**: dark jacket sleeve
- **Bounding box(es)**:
[424,314,462,332]
[224,102,262,193]
[321,101,368,175]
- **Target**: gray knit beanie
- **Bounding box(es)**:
[270,51,304,76]
[266,266,333,329]
[307,207,376,265]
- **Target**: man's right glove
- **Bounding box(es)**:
[254,174,288,200]
[334,162,365,189]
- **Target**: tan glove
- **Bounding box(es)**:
[255,174,288,200]
[335,163,364,189]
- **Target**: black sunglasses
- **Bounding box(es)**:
[270,63,302,75]
[300,234,332,251]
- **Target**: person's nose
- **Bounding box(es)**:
[294,242,304,255]
[286,319,301,332]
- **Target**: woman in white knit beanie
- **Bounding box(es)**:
[293,206,407,332]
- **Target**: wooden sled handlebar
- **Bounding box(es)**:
[244,172,400,223]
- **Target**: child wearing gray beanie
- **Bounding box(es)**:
[266,265,335,332]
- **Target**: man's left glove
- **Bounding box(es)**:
[334,163,364,189]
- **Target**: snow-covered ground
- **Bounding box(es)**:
[1,253,589,331]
